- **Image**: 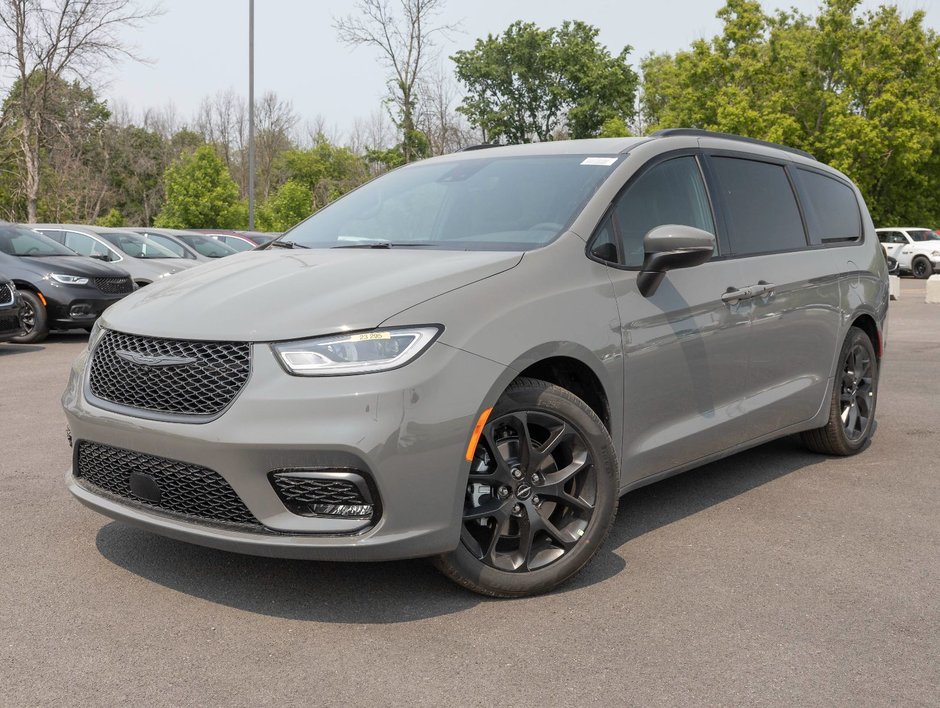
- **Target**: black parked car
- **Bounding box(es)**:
[0,222,135,343]
[0,274,25,342]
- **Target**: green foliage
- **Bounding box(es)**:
[598,117,631,138]
[155,145,244,229]
[276,138,371,209]
[257,180,312,231]
[452,20,638,142]
[95,208,124,227]
[640,0,940,224]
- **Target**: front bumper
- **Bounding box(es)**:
[0,298,24,341]
[63,339,506,561]
[45,284,128,329]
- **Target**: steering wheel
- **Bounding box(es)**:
[528,222,563,231]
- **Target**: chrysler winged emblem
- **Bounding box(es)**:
[116,350,197,367]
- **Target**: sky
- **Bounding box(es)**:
[101,0,940,135]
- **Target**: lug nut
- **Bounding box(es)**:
[512,503,522,515]
[497,486,510,499]
[531,473,542,485]
[511,466,524,480]
[532,495,541,505]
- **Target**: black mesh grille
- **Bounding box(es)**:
[0,283,12,305]
[76,441,263,529]
[271,475,368,507]
[89,330,251,417]
[0,315,20,333]
[94,277,134,294]
[270,470,379,520]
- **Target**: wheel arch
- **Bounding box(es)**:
[475,342,618,437]
[850,312,881,359]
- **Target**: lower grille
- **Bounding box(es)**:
[75,441,264,530]
[0,314,20,333]
[0,283,12,306]
[94,277,134,294]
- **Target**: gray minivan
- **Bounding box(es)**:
[63,130,888,597]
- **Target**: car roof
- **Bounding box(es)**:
[876,227,933,231]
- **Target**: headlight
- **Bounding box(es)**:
[51,273,89,285]
[272,326,441,376]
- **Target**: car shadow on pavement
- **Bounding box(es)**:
[0,343,45,355]
[95,437,826,622]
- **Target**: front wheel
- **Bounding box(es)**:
[434,378,619,597]
[11,290,48,344]
[800,327,878,455]
[911,256,932,279]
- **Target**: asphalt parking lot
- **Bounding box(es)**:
[1,284,938,706]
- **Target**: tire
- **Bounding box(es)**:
[911,256,932,279]
[434,377,619,598]
[11,290,49,344]
[800,327,878,456]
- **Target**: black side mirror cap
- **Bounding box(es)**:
[638,224,715,297]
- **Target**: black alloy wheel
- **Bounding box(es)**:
[801,326,878,456]
[435,378,618,597]
[911,257,932,279]
[840,341,874,442]
[11,290,48,344]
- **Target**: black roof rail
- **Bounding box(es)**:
[460,143,502,151]
[652,128,815,161]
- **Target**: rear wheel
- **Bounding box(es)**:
[434,378,618,597]
[11,290,48,344]
[911,256,932,279]
[800,327,878,455]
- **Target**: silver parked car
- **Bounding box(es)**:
[34,225,198,285]
[131,228,240,262]
[63,130,888,597]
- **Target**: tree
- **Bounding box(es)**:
[335,0,454,163]
[155,145,244,229]
[640,0,940,224]
[0,0,160,222]
[256,180,311,232]
[452,20,638,143]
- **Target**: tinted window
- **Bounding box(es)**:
[177,234,238,257]
[0,224,76,256]
[286,155,620,251]
[221,236,254,252]
[711,157,806,255]
[146,233,189,257]
[797,169,861,244]
[95,230,179,259]
[907,229,940,242]
[64,231,112,259]
[612,156,715,267]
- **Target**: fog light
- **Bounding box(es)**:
[310,503,373,518]
[69,304,93,318]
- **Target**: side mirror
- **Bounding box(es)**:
[637,224,715,297]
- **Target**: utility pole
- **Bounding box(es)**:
[248,0,255,230]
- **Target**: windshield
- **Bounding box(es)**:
[96,230,180,258]
[178,234,238,257]
[222,236,255,252]
[0,223,76,257]
[282,155,621,251]
[907,229,940,242]
[146,233,189,257]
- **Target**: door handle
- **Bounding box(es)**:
[721,282,776,304]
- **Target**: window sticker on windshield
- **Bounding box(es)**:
[581,157,617,166]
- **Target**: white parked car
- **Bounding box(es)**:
[876,227,940,278]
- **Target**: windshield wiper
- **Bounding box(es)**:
[332,241,437,249]
[268,240,310,249]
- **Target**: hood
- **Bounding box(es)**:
[2,254,130,279]
[102,248,523,341]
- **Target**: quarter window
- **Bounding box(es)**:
[710,157,807,255]
[64,231,112,259]
[612,156,715,267]
[797,169,861,244]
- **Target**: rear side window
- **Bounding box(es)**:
[710,157,806,255]
[796,169,861,244]
[613,156,715,267]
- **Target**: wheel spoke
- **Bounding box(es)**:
[544,455,591,488]
[464,498,505,521]
[541,485,594,514]
[480,427,516,484]
[538,514,578,551]
[516,514,535,570]
[483,514,510,564]
[532,420,569,467]
[846,404,859,436]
